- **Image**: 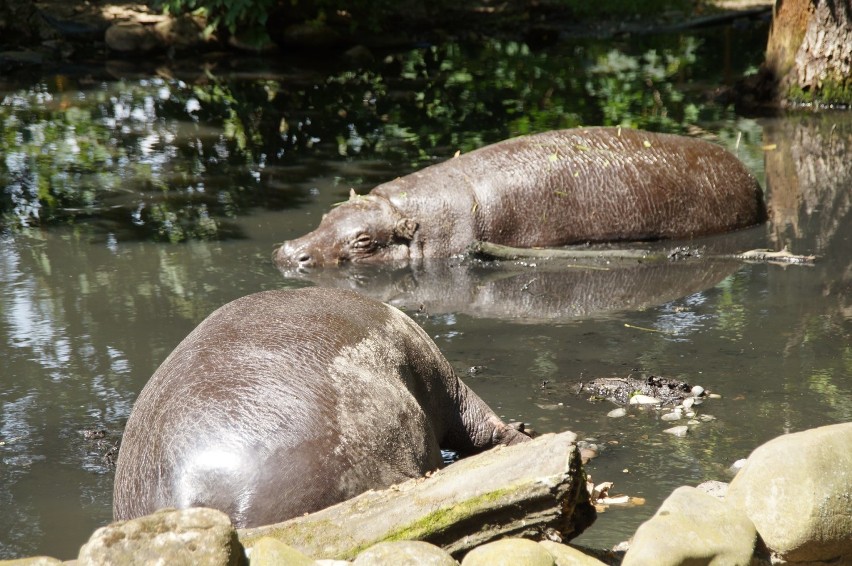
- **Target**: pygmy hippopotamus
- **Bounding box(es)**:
[274,127,766,269]
[113,288,529,528]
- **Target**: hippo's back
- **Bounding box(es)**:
[378,127,765,249]
[113,288,450,527]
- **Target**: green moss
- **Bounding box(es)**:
[787,78,852,106]
[344,488,513,559]
[237,488,516,561]
[237,518,336,550]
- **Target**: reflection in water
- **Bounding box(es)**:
[281,258,743,324]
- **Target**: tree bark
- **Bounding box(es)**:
[764,0,852,102]
[237,431,595,560]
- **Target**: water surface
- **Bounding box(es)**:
[2,19,851,560]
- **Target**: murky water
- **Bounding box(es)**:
[2,19,851,560]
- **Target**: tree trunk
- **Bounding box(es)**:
[237,431,595,560]
[763,0,852,103]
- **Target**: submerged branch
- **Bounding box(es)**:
[469,241,816,266]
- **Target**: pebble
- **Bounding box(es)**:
[691,385,705,397]
[661,412,682,422]
[664,425,689,437]
[729,458,748,474]
[608,407,627,418]
[629,394,661,405]
[682,397,695,409]
[708,393,722,399]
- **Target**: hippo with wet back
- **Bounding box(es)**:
[113,287,529,528]
[273,127,766,269]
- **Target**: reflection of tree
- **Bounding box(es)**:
[763,115,852,255]
[0,78,303,241]
[762,116,852,420]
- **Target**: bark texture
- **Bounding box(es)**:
[764,0,852,101]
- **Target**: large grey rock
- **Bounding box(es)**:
[248,536,314,566]
[353,541,456,565]
[726,422,852,564]
[77,507,245,566]
[462,538,555,566]
[538,541,608,565]
[622,486,756,566]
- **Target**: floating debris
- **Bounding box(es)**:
[586,478,646,512]
[578,374,701,405]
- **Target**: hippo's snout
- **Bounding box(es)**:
[275,241,318,269]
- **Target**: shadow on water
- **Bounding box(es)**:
[1,15,850,560]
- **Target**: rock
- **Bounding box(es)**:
[353,541,456,565]
[725,422,852,564]
[728,458,747,474]
[461,538,555,566]
[77,507,244,566]
[621,486,756,566]
[606,407,626,418]
[691,385,705,397]
[0,558,63,565]
[660,411,681,422]
[663,425,688,437]
[695,480,729,500]
[538,541,608,565]
[248,537,314,566]
[105,23,161,53]
[628,394,660,405]
[153,14,207,51]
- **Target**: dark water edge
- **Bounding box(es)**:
[2,18,851,560]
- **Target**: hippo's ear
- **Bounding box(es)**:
[349,188,357,200]
[394,218,418,241]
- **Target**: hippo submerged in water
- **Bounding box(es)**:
[274,127,765,269]
[113,288,529,528]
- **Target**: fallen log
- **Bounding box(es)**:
[238,431,594,560]
[469,241,816,265]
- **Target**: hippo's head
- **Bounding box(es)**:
[274,190,419,270]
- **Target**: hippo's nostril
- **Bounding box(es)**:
[297,253,311,264]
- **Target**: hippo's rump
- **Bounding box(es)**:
[113,288,451,527]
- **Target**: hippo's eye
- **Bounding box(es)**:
[351,234,373,249]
